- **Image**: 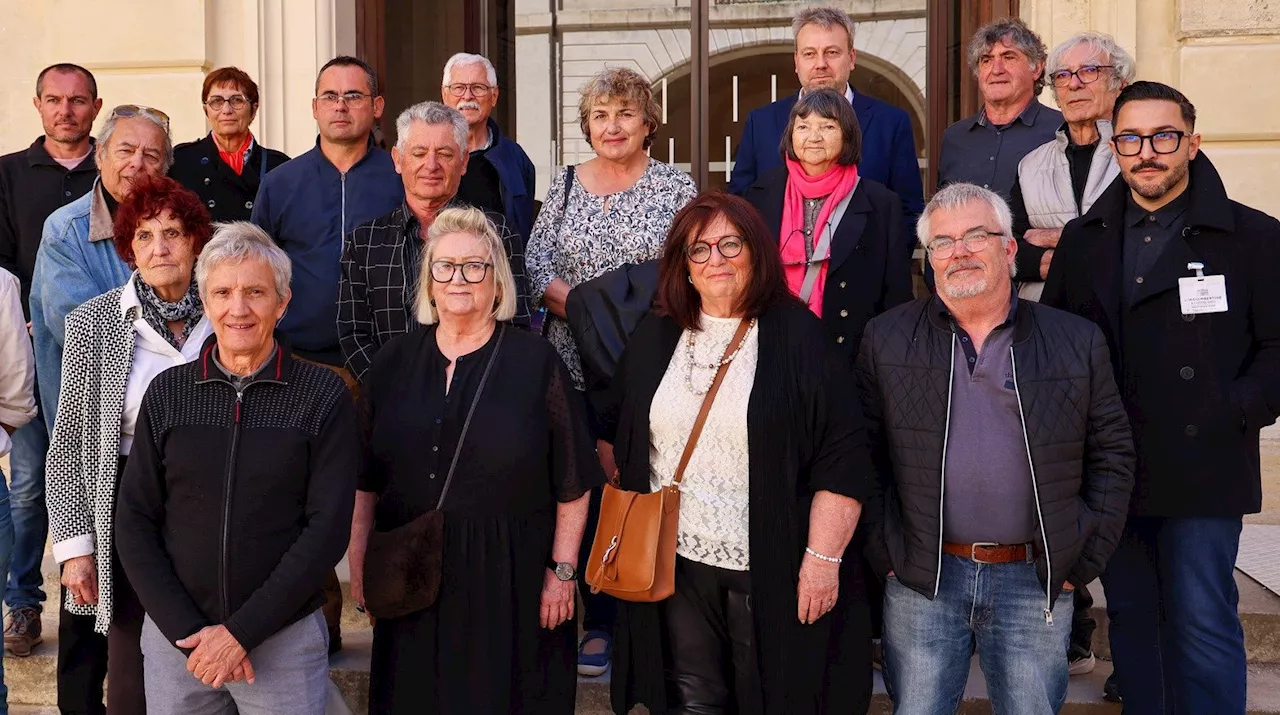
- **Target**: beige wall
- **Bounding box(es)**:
[1022,0,1280,218]
[0,0,356,161]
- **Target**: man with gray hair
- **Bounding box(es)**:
[439,52,537,242]
[856,182,1134,713]
[338,101,531,381]
[729,6,922,251]
[1009,32,1135,295]
[938,18,1061,196]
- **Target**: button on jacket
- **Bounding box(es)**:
[1043,152,1280,517]
[170,133,290,223]
[0,136,99,315]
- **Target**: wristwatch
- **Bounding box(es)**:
[547,559,577,581]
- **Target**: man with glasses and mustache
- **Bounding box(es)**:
[1007,32,1135,299]
[857,182,1134,715]
[439,53,537,243]
[1043,81,1280,714]
[27,101,172,713]
[0,63,102,663]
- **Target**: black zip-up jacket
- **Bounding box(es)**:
[855,296,1135,613]
[0,136,98,316]
[116,334,357,652]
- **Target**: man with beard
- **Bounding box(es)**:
[856,181,1134,714]
[1043,81,1280,714]
[439,53,537,243]
[1007,33,1134,299]
[0,63,102,659]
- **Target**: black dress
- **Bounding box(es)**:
[360,324,603,715]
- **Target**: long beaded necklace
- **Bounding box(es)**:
[684,319,756,395]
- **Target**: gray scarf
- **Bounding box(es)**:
[134,273,203,350]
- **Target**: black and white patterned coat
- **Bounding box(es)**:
[45,280,209,634]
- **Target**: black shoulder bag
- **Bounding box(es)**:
[362,324,507,619]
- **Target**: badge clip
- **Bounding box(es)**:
[1187,262,1206,278]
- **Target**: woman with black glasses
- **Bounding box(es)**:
[170,66,290,222]
[742,88,913,365]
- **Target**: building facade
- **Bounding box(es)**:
[0,0,1274,217]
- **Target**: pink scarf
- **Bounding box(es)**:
[780,158,860,316]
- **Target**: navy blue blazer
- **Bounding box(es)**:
[729,91,924,253]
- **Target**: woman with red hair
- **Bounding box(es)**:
[44,175,213,714]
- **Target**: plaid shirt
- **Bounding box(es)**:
[337,201,531,380]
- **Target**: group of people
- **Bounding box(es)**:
[0,5,1272,715]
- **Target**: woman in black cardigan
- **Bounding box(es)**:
[595,192,875,715]
[742,88,913,366]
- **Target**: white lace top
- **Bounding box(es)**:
[648,313,758,571]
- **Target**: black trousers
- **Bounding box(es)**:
[665,556,764,715]
[58,589,107,715]
[1071,583,1097,653]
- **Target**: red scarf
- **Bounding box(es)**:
[217,133,254,176]
[779,158,860,316]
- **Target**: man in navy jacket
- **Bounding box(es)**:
[728,7,923,252]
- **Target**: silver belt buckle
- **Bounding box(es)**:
[970,541,1000,564]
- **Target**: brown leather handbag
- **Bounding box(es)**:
[362,325,505,619]
[585,319,749,602]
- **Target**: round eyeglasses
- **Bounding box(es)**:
[927,230,1004,259]
[429,261,492,283]
[1049,65,1113,88]
[205,96,250,112]
[446,83,494,98]
[686,237,744,264]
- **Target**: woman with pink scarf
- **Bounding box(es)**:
[742,88,913,366]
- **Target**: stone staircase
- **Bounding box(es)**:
[8,551,1280,713]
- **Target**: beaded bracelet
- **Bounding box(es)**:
[805,547,843,564]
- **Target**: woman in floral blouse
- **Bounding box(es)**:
[525,65,697,676]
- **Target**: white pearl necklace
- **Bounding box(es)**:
[684,319,756,395]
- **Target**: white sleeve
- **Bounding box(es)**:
[0,269,36,443]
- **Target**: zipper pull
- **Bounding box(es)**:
[1044,608,1054,625]
[235,392,243,423]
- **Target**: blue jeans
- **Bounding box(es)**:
[5,415,47,611]
[1103,516,1245,714]
[0,474,18,713]
[882,554,1072,715]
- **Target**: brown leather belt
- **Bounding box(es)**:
[942,542,1032,564]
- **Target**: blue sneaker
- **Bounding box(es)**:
[577,629,611,676]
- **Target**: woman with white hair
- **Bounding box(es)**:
[116,221,358,715]
[350,206,601,714]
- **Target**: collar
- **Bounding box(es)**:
[88,178,115,243]
[933,287,1019,331]
[1058,120,1112,149]
[400,197,468,236]
[119,272,142,320]
[26,135,96,170]
[972,98,1043,130]
[312,134,378,171]
[1081,152,1236,234]
[1124,184,1193,229]
[197,331,293,384]
[798,84,855,105]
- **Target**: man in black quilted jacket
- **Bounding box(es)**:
[855,182,1135,714]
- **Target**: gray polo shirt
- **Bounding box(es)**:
[937,99,1063,199]
[938,295,1037,545]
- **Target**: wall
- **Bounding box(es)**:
[0,0,357,161]
[1021,0,1280,217]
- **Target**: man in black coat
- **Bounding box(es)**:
[857,182,1134,714]
[1042,81,1280,714]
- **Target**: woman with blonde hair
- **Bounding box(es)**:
[350,207,603,714]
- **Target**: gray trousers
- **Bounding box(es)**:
[140,610,330,715]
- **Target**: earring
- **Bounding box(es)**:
[429,299,436,307]
[687,275,693,284]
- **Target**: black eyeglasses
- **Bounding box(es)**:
[430,260,492,283]
[205,96,250,112]
[1113,131,1188,157]
[686,237,744,264]
[927,230,1004,259]
[780,228,833,268]
[445,83,494,98]
[316,92,372,108]
[1049,65,1113,88]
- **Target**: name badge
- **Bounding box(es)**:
[1179,274,1228,315]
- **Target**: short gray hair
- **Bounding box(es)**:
[918,184,1017,278]
[967,17,1049,95]
[96,107,174,173]
[195,221,292,300]
[442,53,497,87]
[395,101,468,154]
[1047,32,1136,92]
[792,7,856,50]
[415,207,518,325]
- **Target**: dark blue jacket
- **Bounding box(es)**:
[729,91,924,253]
[251,139,403,362]
[482,118,537,241]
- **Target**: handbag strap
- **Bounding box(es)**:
[798,179,858,304]
[562,165,575,212]
[672,318,751,487]
[435,323,507,509]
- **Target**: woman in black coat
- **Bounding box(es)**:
[742,88,913,365]
[596,192,875,715]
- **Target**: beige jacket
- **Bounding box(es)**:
[0,267,36,457]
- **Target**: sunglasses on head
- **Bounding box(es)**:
[109,104,171,130]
